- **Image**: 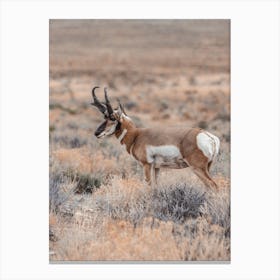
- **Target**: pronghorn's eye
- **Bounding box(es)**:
[109,115,116,121]
[103,112,115,121]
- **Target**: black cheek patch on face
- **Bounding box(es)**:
[116,121,121,131]
[95,120,107,136]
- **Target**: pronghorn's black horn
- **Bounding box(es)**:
[104,87,114,116]
[91,86,107,114]
[117,98,127,115]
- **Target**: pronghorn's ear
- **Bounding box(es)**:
[117,99,127,115]
[114,106,122,120]
[113,104,123,121]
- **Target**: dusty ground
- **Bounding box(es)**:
[49,20,230,261]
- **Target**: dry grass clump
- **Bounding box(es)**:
[152,183,206,223]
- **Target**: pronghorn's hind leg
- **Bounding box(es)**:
[155,168,160,185]
[191,166,218,190]
[184,153,218,190]
[207,160,213,173]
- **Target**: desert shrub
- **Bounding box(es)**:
[94,182,149,226]
[181,218,230,260]
[203,191,231,237]
[211,149,230,177]
[94,176,229,223]
[69,137,87,148]
[94,180,208,226]
[124,101,138,110]
[197,120,208,129]
[96,196,148,227]
[49,171,75,213]
[49,168,102,215]
[49,125,56,133]
[99,139,123,159]
[223,133,230,143]
[152,183,206,223]
[58,169,103,194]
[71,172,102,194]
[52,135,87,148]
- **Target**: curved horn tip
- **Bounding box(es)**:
[104,87,110,100]
[92,86,100,93]
[117,98,127,115]
[103,87,114,115]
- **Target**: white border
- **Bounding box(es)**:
[1,0,279,279]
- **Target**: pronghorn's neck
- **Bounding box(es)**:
[115,117,138,154]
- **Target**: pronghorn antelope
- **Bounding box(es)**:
[91,86,220,190]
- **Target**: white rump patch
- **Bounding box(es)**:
[196,132,220,162]
[146,145,181,164]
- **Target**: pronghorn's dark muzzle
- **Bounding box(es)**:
[95,120,107,137]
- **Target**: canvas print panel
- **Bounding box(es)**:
[49,19,230,262]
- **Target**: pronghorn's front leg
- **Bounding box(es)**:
[143,163,157,186]
[143,163,152,185]
[155,168,160,185]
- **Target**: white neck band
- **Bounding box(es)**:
[117,129,128,143]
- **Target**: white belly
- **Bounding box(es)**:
[146,145,187,169]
